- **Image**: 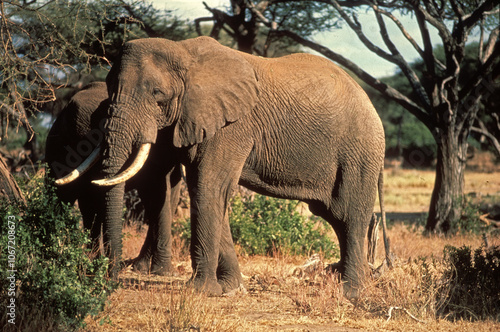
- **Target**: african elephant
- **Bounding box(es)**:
[67,36,387,297]
[45,82,182,276]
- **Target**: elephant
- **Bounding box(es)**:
[63,36,387,297]
[45,81,183,276]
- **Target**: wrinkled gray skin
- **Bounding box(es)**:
[99,36,385,297]
[45,82,182,276]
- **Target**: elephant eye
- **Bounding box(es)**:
[153,88,164,96]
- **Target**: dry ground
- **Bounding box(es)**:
[84,168,500,331]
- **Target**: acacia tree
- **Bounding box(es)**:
[196,0,338,56]
[0,0,192,201]
[197,0,499,233]
[0,0,191,130]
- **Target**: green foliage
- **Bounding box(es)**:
[449,196,492,235]
[252,1,341,57]
[440,245,500,321]
[264,1,340,37]
[229,194,338,258]
[0,176,116,330]
[1,0,195,151]
[2,114,51,153]
[173,194,338,259]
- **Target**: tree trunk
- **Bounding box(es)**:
[0,156,25,203]
[425,127,467,233]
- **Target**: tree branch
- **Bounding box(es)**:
[327,1,394,64]
[415,1,452,46]
[482,25,500,63]
[370,2,426,60]
[0,102,25,124]
[471,122,500,158]
[414,2,444,77]
[461,0,499,33]
[478,17,485,62]
[369,0,431,110]
[246,0,277,29]
[119,0,156,37]
[459,39,500,101]
[271,29,432,129]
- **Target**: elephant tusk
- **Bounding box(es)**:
[92,143,151,187]
[55,146,101,186]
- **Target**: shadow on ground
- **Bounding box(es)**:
[386,212,427,224]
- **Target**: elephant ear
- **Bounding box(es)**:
[173,37,259,147]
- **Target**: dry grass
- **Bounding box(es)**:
[381,168,500,213]
[81,169,500,331]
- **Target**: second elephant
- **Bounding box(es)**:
[45,82,182,276]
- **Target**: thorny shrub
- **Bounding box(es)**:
[357,244,499,323]
[440,245,500,321]
[0,174,116,331]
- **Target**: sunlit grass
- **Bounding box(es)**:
[379,169,500,213]
[84,168,500,331]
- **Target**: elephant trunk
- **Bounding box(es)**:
[103,181,126,278]
[97,103,157,184]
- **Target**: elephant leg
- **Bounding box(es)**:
[188,194,223,295]
[186,160,244,296]
[132,223,154,273]
[103,182,126,278]
[217,212,244,293]
[133,164,182,275]
[150,166,182,275]
[313,204,370,298]
[310,176,376,298]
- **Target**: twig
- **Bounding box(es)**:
[386,306,426,323]
[483,233,490,248]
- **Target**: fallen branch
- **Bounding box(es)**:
[479,213,500,228]
[386,306,426,323]
[483,233,490,248]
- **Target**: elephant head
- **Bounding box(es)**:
[93,37,259,185]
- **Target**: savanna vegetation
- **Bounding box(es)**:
[1,0,499,331]
[80,167,499,331]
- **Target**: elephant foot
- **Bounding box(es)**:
[131,256,151,274]
[187,273,245,297]
[151,262,178,277]
[325,261,344,275]
[325,262,363,300]
[108,261,125,280]
[218,274,245,295]
[221,283,247,297]
[188,275,223,297]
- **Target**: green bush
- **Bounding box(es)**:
[450,196,492,235]
[229,194,338,258]
[0,176,116,330]
[440,245,500,321]
[173,194,338,259]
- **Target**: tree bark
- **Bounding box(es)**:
[426,127,467,233]
[0,156,25,203]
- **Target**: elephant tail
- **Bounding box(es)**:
[378,166,393,268]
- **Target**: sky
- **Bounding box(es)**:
[153,0,443,78]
